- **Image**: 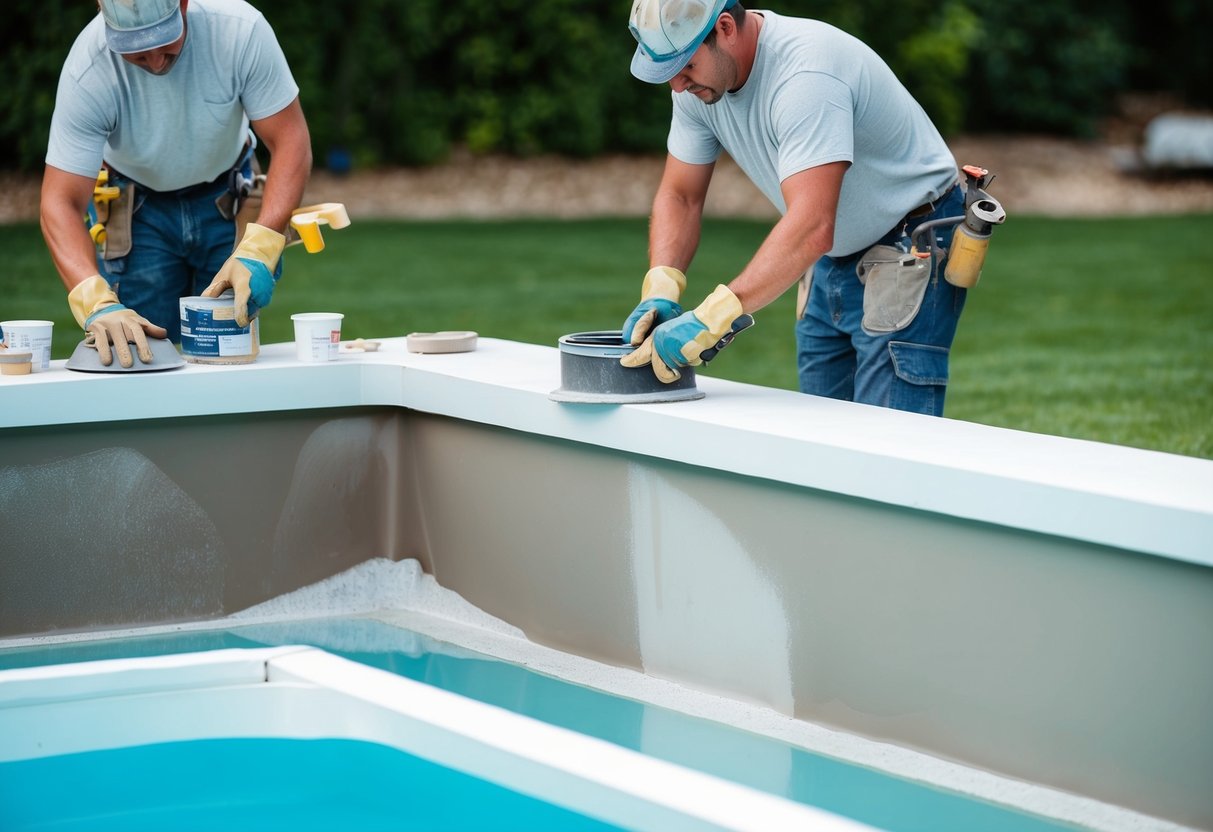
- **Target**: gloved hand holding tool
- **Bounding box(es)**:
[622,266,687,346]
[67,275,167,368]
[202,222,286,327]
[622,284,746,383]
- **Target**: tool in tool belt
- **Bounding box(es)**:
[85,169,135,259]
[86,170,121,246]
[908,164,1007,288]
[215,168,260,221]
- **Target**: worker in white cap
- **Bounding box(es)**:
[40,0,312,367]
[620,0,969,416]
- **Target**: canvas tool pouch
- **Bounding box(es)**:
[856,244,931,334]
[100,182,135,261]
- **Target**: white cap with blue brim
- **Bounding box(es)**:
[100,0,184,55]
[628,0,739,84]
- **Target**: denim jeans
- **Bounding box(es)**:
[97,147,259,343]
[795,184,967,416]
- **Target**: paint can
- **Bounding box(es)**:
[179,294,259,365]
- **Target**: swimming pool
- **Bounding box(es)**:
[0,645,873,832]
[0,616,1084,832]
[4,738,626,832]
[3,335,1209,829]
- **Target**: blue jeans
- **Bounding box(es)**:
[97,155,254,343]
[796,184,967,416]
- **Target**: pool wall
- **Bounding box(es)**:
[1,338,1210,828]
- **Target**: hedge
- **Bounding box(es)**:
[3,0,1207,172]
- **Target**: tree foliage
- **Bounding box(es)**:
[3,0,1205,172]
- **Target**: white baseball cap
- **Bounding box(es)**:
[628,0,738,84]
[100,0,184,55]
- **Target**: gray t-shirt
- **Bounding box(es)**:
[668,12,957,257]
[46,0,298,192]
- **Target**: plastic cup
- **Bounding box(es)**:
[1,320,54,372]
[291,313,344,362]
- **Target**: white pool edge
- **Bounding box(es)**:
[0,646,877,832]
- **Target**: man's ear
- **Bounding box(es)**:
[715,11,737,42]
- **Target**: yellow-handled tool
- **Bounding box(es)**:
[88,170,122,246]
[289,203,351,253]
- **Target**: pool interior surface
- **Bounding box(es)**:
[1,738,625,832]
[0,616,1084,832]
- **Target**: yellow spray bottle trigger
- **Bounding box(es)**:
[288,203,351,253]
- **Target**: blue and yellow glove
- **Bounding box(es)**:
[621,284,744,383]
[621,266,687,346]
[68,275,167,368]
[202,223,285,327]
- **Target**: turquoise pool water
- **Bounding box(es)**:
[0,617,1082,832]
[1,738,624,832]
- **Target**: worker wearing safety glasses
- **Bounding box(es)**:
[40,0,311,368]
[620,0,973,416]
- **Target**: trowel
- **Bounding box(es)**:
[65,336,185,373]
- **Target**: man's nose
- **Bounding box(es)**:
[669,74,691,93]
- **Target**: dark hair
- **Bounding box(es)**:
[703,3,745,47]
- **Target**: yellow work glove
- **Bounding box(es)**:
[621,266,687,346]
[68,275,167,368]
[621,284,744,383]
[202,223,286,327]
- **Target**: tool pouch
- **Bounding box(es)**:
[856,244,931,334]
[101,183,135,261]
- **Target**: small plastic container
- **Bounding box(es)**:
[0,349,34,376]
[0,320,53,372]
[291,313,344,362]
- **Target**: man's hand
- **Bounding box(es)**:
[621,284,743,383]
[621,266,687,345]
[202,223,286,327]
[67,275,167,368]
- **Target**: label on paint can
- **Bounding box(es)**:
[179,296,259,364]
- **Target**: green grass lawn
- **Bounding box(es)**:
[3,213,1210,458]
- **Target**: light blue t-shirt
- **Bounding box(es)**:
[47,0,298,192]
[668,12,957,257]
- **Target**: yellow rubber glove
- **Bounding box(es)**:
[68,275,167,368]
[621,266,687,346]
[202,223,286,327]
[621,284,744,383]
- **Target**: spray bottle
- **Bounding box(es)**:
[910,165,1007,288]
[943,165,1007,288]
